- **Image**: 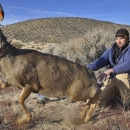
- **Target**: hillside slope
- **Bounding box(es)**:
[0,18,130,130]
[1,17,130,65]
[1,17,130,43]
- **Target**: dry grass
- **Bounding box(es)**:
[0,17,130,129]
[1,17,130,66]
[9,27,117,65]
[2,17,130,44]
[0,87,51,130]
[0,87,130,130]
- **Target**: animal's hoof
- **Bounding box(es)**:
[83,115,91,123]
[15,115,31,125]
[80,106,89,121]
[80,114,91,124]
[15,119,23,125]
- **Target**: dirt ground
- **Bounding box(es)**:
[0,87,95,130]
[0,42,130,130]
[0,87,130,130]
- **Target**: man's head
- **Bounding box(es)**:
[115,29,129,49]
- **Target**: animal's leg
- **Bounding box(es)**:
[16,86,32,125]
[84,97,98,123]
[81,89,101,123]
[0,78,9,88]
[80,100,90,121]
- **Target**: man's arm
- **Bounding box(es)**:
[113,60,130,74]
[87,49,110,71]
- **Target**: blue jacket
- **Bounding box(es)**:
[87,43,130,75]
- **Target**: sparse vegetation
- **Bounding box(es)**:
[0,88,130,130]
[2,17,130,64]
[0,17,130,129]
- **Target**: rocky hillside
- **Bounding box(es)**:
[1,17,130,43]
[1,17,130,65]
[0,18,130,130]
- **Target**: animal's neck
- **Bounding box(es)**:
[4,43,21,56]
[0,45,8,57]
[0,44,16,72]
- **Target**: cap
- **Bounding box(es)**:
[115,28,129,40]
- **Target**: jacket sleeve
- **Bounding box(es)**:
[87,49,110,71]
[113,59,130,74]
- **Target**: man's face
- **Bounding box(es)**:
[115,37,128,49]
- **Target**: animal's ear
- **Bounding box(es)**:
[0,4,4,23]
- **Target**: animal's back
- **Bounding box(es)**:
[30,51,98,99]
[5,48,98,100]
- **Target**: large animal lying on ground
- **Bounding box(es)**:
[0,29,101,124]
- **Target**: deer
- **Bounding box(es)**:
[0,29,101,124]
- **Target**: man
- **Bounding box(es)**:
[87,28,130,107]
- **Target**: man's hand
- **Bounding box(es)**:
[97,69,114,82]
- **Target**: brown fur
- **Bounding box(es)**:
[0,29,101,124]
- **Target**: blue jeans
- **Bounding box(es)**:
[37,94,46,99]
